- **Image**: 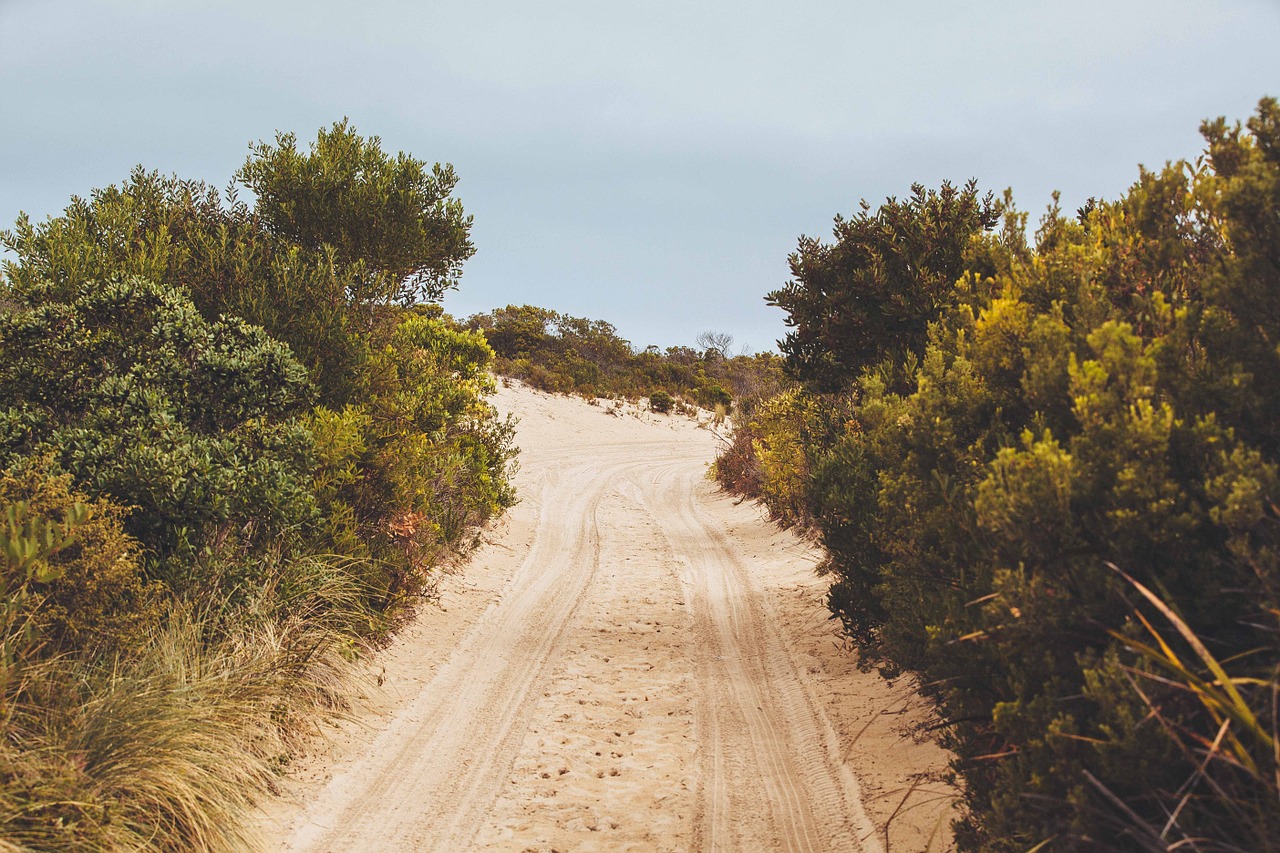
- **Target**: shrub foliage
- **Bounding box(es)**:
[719,97,1280,850]
[0,120,514,849]
[0,276,316,583]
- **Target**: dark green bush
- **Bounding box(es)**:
[694,383,732,412]
[767,180,1000,393]
[648,390,674,413]
[0,168,370,409]
[0,276,316,587]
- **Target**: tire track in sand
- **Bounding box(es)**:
[636,464,883,853]
[282,452,654,852]
[471,460,705,850]
[272,386,893,852]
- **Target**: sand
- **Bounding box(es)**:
[258,381,957,852]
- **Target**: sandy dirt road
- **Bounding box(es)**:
[263,383,955,852]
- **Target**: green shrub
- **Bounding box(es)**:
[238,118,474,306]
[0,277,316,587]
[747,390,823,527]
[756,98,1280,850]
[767,180,1000,393]
[0,169,370,409]
[0,121,511,612]
[0,461,161,661]
[648,390,674,413]
[303,404,372,561]
[694,382,732,412]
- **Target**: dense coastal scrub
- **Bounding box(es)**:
[0,122,515,849]
[717,98,1280,850]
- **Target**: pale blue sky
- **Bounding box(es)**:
[2,0,1277,351]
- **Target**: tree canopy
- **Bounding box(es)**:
[767,180,999,392]
[238,118,475,304]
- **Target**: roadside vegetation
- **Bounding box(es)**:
[716,97,1280,850]
[7,96,1276,853]
[0,121,515,850]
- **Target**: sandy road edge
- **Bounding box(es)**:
[252,507,534,839]
[698,480,958,852]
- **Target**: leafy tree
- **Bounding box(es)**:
[767,180,999,392]
[472,304,562,360]
[0,168,370,408]
[0,121,512,607]
[238,119,474,305]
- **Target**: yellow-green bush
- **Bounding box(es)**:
[741,98,1280,850]
[748,389,821,527]
[0,461,161,661]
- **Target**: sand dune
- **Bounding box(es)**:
[261,381,956,852]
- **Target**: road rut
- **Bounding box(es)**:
[270,384,947,852]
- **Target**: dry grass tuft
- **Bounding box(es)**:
[0,555,374,852]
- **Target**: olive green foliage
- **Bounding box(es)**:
[0,120,511,848]
[1,168,366,407]
[239,119,474,305]
[745,389,833,528]
[767,180,1000,393]
[350,313,515,600]
[0,462,161,663]
[0,276,316,583]
[721,98,1280,850]
[648,390,674,414]
[468,303,788,410]
[1,119,512,607]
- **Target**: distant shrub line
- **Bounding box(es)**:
[0,121,515,849]
[717,98,1280,850]
[466,304,789,413]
